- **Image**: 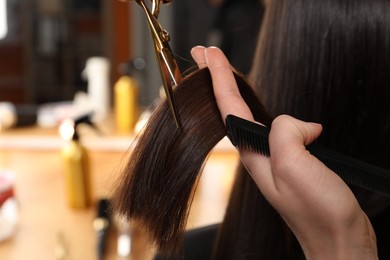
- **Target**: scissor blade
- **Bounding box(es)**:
[157,52,181,128]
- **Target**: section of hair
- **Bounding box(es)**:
[252,0,390,221]
[111,68,271,255]
[253,0,390,168]
[212,164,305,260]
[226,0,390,258]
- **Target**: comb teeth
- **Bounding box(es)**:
[226,114,270,156]
[225,114,390,196]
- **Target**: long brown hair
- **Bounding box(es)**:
[113,0,390,258]
[214,0,390,258]
[112,68,271,256]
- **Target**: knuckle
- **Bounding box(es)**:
[271,114,292,131]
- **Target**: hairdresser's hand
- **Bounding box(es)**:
[191,46,378,260]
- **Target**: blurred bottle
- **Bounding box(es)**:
[60,114,97,209]
[114,58,145,134]
[82,57,111,122]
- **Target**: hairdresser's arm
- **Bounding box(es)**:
[191,46,378,260]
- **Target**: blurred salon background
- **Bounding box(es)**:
[0,0,264,259]
[0,0,263,107]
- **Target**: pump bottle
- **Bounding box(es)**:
[60,114,94,209]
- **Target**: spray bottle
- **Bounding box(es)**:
[60,114,97,209]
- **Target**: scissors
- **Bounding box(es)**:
[122,0,182,128]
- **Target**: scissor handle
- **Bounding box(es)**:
[151,0,171,17]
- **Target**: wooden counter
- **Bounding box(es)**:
[0,125,238,260]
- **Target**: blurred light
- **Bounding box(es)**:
[0,0,7,40]
[59,119,75,141]
[117,233,131,257]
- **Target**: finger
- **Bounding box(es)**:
[270,115,323,178]
[267,115,362,223]
[204,47,254,122]
[270,115,323,151]
[244,115,324,201]
[190,46,207,69]
[269,115,337,194]
[203,47,278,195]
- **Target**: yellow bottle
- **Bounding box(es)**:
[114,75,139,134]
[60,115,93,209]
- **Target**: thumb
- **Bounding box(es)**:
[270,115,323,152]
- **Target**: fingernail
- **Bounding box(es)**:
[190,45,205,54]
[309,122,322,127]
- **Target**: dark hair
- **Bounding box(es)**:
[256,0,390,217]
[113,0,390,258]
[254,0,390,165]
[213,0,390,258]
[112,68,271,256]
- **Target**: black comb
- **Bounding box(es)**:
[225,114,390,196]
